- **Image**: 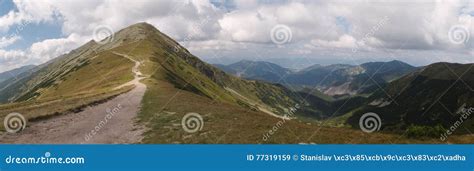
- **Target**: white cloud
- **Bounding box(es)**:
[45,0,223,41]
[217,2,343,43]
[0,34,88,72]
[0,36,21,48]
[310,34,357,49]
[0,0,473,72]
[0,49,28,72]
[218,10,275,42]
[0,49,26,62]
[0,0,56,32]
[29,33,89,62]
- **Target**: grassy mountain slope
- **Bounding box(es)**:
[0,23,163,132]
[349,62,474,134]
[0,42,137,129]
[0,43,134,103]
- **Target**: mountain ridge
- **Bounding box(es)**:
[0,65,36,84]
[214,59,418,96]
[348,62,474,134]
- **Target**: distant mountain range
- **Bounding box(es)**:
[0,65,35,85]
[214,60,293,83]
[214,60,417,96]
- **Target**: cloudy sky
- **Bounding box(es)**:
[0,0,473,72]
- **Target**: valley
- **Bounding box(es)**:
[214,60,417,96]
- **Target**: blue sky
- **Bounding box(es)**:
[6,21,62,50]
[0,0,14,16]
[0,0,473,72]
[0,0,62,50]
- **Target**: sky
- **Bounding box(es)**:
[0,0,473,72]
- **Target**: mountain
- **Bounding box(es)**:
[360,60,416,82]
[289,60,417,95]
[0,22,328,120]
[213,60,292,83]
[348,62,474,134]
[2,22,471,143]
[0,65,35,84]
[0,39,135,103]
[216,60,417,96]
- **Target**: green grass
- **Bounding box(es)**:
[134,53,474,143]
[38,52,134,99]
[138,76,474,143]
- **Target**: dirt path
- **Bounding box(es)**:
[0,53,147,144]
[113,52,145,90]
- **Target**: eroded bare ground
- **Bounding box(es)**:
[0,54,147,144]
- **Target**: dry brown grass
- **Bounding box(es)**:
[0,86,133,131]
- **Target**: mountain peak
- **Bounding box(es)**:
[113,22,158,39]
[90,22,174,51]
[123,22,157,32]
[232,60,271,66]
[387,60,413,66]
[235,60,255,64]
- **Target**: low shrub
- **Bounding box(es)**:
[406,124,446,138]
